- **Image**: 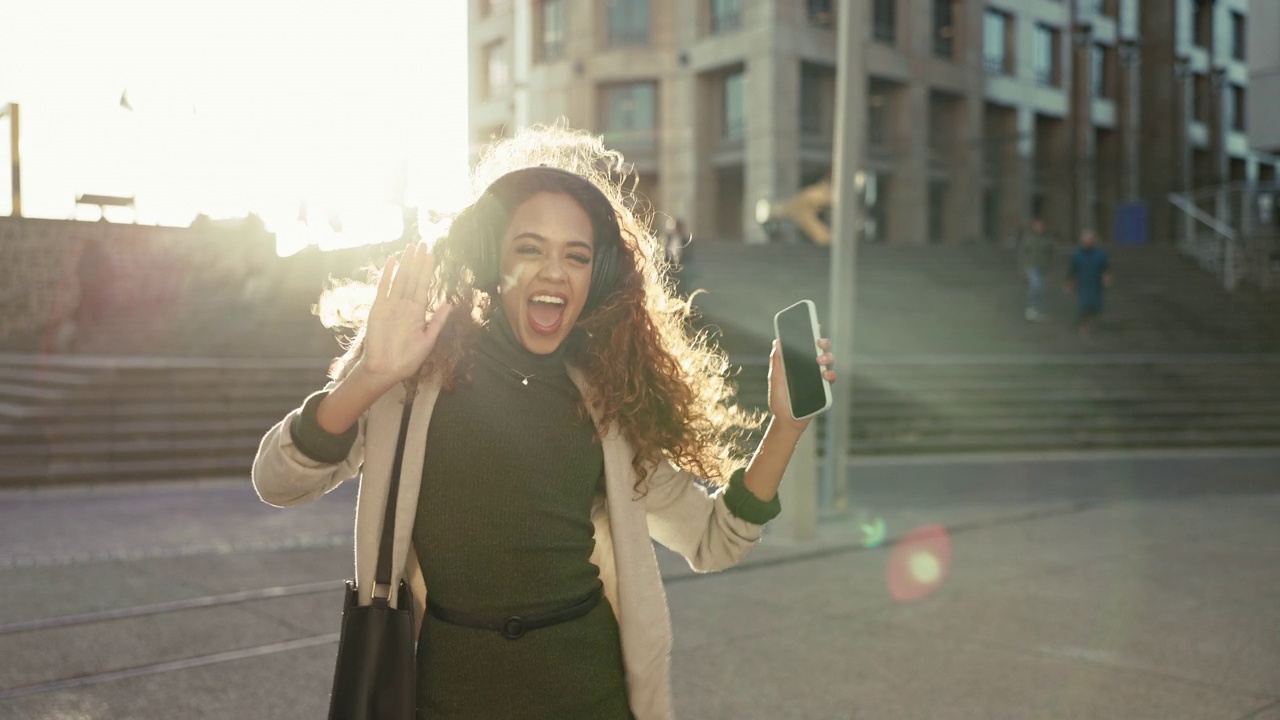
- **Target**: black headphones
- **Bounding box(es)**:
[465,166,623,312]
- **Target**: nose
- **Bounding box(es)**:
[539,254,568,281]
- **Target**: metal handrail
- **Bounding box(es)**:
[1169,191,1240,291]
[1168,192,1237,241]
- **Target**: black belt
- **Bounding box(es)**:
[425,585,602,640]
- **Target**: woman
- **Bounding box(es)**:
[252,126,837,719]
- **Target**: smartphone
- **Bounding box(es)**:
[773,299,833,420]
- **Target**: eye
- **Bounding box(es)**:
[569,253,592,265]
[515,244,541,256]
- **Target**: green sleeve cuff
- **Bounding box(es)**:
[723,467,781,525]
[288,390,358,464]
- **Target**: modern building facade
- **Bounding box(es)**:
[469,0,1280,245]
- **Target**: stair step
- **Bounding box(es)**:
[0,417,285,443]
[850,414,1280,439]
[3,400,302,421]
[0,454,265,485]
[1,436,263,460]
[847,428,1280,454]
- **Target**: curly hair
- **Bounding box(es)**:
[318,124,764,492]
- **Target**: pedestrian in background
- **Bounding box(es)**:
[1018,217,1054,321]
[1066,229,1112,337]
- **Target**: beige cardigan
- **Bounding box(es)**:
[251,366,768,719]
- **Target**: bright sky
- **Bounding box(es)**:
[0,0,470,255]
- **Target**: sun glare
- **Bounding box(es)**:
[0,0,470,256]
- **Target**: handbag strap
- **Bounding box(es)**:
[371,382,418,607]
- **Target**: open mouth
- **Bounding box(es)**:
[527,293,568,335]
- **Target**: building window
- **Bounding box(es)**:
[1033,24,1060,86]
[1227,85,1246,132]
[928,92,957,160]
[710,0,741,34]
[799,63,835,139]
[873,0,896,44]
[1231,12,1246,61]
[722,70,745,140]
[599,81,657,149]
[928,180,947,243]
[933,0,956,59]
[1091,44,1107,98]
[478,0,511,17]
[867,81,893,149]
[1194,0,1212,49]
[1194,74,1211,124]
[536,0,566,62]
[808,0,834,28]
[983,10,1012,75]
[481,40,509,99]
[607,0,650,47]
[983,187,1000,242]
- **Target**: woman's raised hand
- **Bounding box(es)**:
[356,243,454,388]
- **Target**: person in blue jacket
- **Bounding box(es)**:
[1066,229,1112,336]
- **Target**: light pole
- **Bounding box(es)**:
[822,0,868,514]
[0,103,19,217]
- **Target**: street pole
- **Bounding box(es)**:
[1,103,19,217]
[821,0,868,513]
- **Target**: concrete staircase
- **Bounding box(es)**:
[731,356,1280,455]
[4,239,1279,486]
[684,238,1280,456]
[0,355,328,485]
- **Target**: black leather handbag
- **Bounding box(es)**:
[328,388,418,720]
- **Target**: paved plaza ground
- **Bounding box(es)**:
[0,450,1277,719]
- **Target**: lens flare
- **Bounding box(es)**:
[859,515,887,549]
[886,524,951,602]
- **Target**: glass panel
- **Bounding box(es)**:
[1033,25,1057,86]
[723,71,745,139]
[608,0,650,46]
[984,11,1006,74]
[873,0,896,44]
[1092,44,1105,98]
[710,0,741,34]
[540,0,565,61]
[483,41,509,98]
[808,0,835,28]
[602,82,656,149]
[934,0,954,58]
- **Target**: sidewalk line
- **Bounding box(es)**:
[846,446,1280,467]
[0,633,340,702]
[0,580,339,636]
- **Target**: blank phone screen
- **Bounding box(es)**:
[776,304,827,419]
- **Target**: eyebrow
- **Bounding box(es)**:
[512,232,594,253]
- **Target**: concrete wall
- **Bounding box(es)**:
[0,217,388,355]
[1247,0,1280,153]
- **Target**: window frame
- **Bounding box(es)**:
[1033,24,1060,87]
[606,0,651,47]
[598,80,659,150]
